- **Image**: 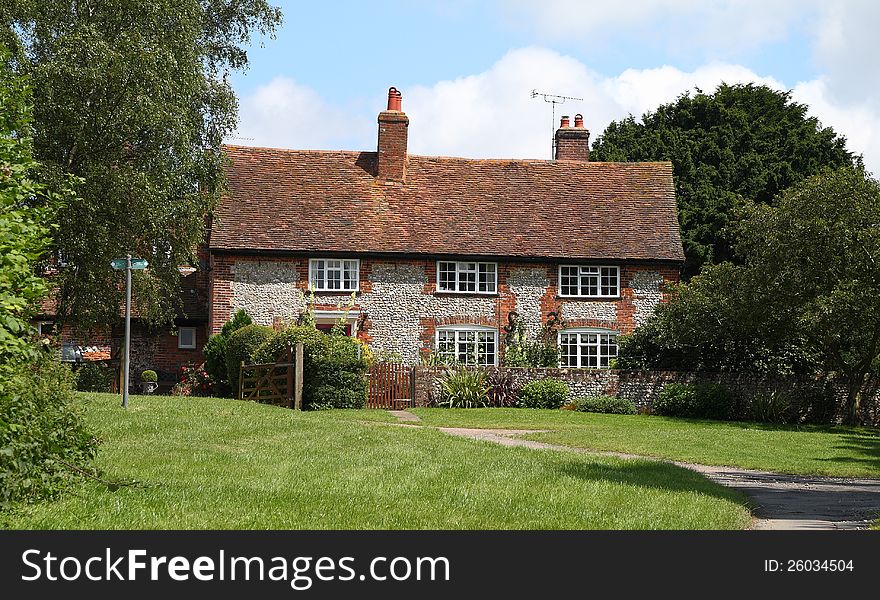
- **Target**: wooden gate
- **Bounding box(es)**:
[239,344,303,408]
[368,363,415,409]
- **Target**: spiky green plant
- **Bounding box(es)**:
[438,367,490,408]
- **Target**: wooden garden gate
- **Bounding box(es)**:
[238,343,303,409]
[368,363,415,409]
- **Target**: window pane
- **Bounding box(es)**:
[601,267,618,296]
[478,263,497,293]
[459,264,477,292]
[580,271,598,295]
[439,262,455,291]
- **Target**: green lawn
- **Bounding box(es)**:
[407,408,880,478]
[5,394,751,530]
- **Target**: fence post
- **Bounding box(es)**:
[238,361,245,400]
[411,365,417,407]
[286,346,294,409]
[294,342,304,411]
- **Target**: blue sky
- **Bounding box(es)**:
[229,1,880,171]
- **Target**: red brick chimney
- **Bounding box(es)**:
[554,113,589,161]
[377,87,409,181]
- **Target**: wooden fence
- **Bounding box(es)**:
[368,363,415,409]
[239,343,303,409]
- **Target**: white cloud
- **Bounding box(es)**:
[503,0,810,59]
[811,1,880,105]
[232,76,373,150]
[232,48,879,173]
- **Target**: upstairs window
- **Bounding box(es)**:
[309,259,360,292]
[559,265,619,297]
[436,326,497,366]
[437,261,497,294]
[559,329,618,368]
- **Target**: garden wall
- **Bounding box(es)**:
[411,367,880,426]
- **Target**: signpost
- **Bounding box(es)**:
[111,255,148,408]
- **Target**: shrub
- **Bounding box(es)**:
[173,364,214,397]
[437,367,490,408]
[750,390,791,424]
[310,335,369,409]
[575,395,637,415]
[518,378,569,409]
[204,310,253,397]
[503,341,560,368]
[74,362,116,392]
[140,369,157,382]
[486,369,519,407]
[253,326,369,410]
[225,324,273,396]
[1,356,98,506]
[653,382,736,420]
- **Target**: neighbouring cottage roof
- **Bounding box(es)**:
[212,145,685,263]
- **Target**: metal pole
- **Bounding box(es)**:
[122,253,132,409]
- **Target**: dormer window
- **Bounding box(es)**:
[437,261,497,294]
[559,265,619,297]
[309,259,360,292]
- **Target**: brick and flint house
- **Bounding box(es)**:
[208,88,685,368]
[39,87,684,380]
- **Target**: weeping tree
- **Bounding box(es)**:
[2,0,281,330]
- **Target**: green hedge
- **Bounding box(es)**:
[253,326,368,410]
[518,378,569,409]
[74,362,116,393]
[1,357,98,506]
[653,382,737,420]
[225,324,273,396]
[574,395,637,415]
[203,310,253,397]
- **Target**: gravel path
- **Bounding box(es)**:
[386,412,880,530]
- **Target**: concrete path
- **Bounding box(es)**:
[387,412,880,530]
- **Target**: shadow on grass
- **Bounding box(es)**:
[823,435,880,473]
[553,459,752,508]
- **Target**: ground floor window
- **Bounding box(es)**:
[178,326,197,349]
[436,326,497,365]
[559,329,618,368]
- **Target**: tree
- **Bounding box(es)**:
[3,0,281,330]
[620,167,880,424]
[0,53,97,507]
[737,167,880,424]
[0,50,59,370]
[591,83,858,278]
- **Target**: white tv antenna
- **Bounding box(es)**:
[531,89,583,158]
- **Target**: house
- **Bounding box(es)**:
[208,87,684,367]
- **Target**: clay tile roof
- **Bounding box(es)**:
[212,145,685,263]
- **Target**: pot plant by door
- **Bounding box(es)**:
[141,370,159,394]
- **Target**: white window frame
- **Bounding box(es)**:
[38,321,55,336]
[558,328,618,369]
[435,324,498,366]
[309,258,360,292]
[558,265,620,298]
[178,326,197,349]
[436,261,498,294]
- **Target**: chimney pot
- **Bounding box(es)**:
[574,113,584,128]
[387,86,402,111]
[560,115,570,128]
